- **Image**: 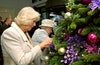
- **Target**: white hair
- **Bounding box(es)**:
[14,7,40,26]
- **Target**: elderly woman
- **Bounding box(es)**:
[1,7,52,65]
[32,19,54,65]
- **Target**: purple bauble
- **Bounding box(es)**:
[82,0,91,4]
[87,32,99,44]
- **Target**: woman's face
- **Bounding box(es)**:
[23,19,37,32]
[6,18,12,25]
[26,22,36,31]
[46,27,53,35]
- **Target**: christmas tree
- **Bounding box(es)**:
[46,0,100,65]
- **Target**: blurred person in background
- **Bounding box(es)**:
[32,19,54,65]
[0,16,3,35]
[0,16,3,65]
[1,17,12,34]
[0,16,3,25]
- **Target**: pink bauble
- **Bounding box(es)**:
[82,0,91,4]
[88,32,99,44]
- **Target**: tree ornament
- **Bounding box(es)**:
[63,32,69,40]
[82,0,91,4]
[87,32,99,44]
[70,22,77,30]
[64,12,71,18]
[44,56,49,61]
[49,44,55,51]
[58,47,66,55]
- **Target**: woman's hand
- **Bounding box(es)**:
[39,38,52,49]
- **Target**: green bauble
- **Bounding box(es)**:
[58,47,66,55]
[70,22,77,30]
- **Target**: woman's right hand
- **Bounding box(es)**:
[39,38,52,49]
